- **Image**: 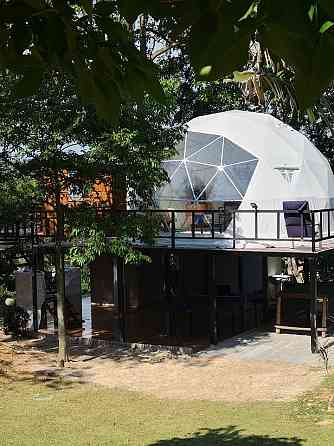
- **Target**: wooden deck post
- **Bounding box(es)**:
[262,256,268,318]
[117,257,127,343]
[275,293,282,334]
[309,256,319,354]
[164,252,173,336]
[112,256,119,307]
[208,253,218,345]
[32,245,38,332]
[238,256,247,330]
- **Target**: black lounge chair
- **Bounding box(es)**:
[283,201,313,238]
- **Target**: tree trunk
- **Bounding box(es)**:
[55,198,68,367]
[139,14,148,55]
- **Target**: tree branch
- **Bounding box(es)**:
[151,41,181,60]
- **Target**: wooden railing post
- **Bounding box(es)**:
[311,212,316,252]
[191,211,195,238]
[211,211,215,239]
[31,245,38,332]
[310,256,319,353]
[276,211,280,240]
[300,211,304,240]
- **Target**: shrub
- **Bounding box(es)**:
[0,286,30,336]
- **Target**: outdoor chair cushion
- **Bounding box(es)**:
[283,201,312,237]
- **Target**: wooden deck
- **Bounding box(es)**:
[134,235,334,256]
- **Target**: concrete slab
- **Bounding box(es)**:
[201,330,334,367]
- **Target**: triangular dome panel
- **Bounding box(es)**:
[223,138,257,166]
[206,171,242,201]
[185,131,221,157]
[174,140,185,160]
[224,160,258,195]
[162,160,182,179]
[188,138,223,165]
[186,162,218,200]
[159,163,192,201]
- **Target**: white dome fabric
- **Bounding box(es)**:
[158,111,334,241]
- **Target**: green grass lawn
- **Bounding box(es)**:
[0,375,334,446]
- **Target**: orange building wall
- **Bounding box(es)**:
[38,177,126,236]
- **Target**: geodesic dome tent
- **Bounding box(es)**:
[157,111,334,239]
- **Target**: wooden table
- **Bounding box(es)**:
[275,292,328,337]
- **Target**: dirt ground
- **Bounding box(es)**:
[0,336,325,403]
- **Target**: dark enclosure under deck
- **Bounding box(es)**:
[1,206,334,352]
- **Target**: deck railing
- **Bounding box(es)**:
[0,207,334,252]
[126,208,334,252]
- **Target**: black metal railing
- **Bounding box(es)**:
[119,208,334,252]
[0,207,333,252]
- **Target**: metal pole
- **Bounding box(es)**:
[310,256,319,354]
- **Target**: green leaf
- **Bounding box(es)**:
[23,0,45,9]
[118,0,157,18]
[261,24,312,76]
[93,1,116,16]
[319,20,334,34]
[308,4,316,21]
[190,23,251,78]
[294,33,334,109]
[307,107,316,122]
[319,0,334,18]
[199,66,212,77]
[239,1,258,21]
[11,23,32,53]
[77,69,94,104]
[232,70,255,82]
[93,75,121,123]
[81,0,93,15]
[14,67,44,97]
[0,3,34,20]
[65,25,77,52]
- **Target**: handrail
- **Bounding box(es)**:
[0,206,333,252]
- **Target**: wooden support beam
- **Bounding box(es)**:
[208,253,218,345]
[309,256,319,354]
[238,256,247,330]
[32,246,38,332]
[164,252,173,336]
[117,257,127,343]
[112,256,119,307]
[262,256,268,316]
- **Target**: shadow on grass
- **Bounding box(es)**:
[0,365,88,390]
[1,342,89,391]
[148,427,304,446]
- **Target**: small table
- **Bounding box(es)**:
[270,274,292,292]
[275,291,328,337]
